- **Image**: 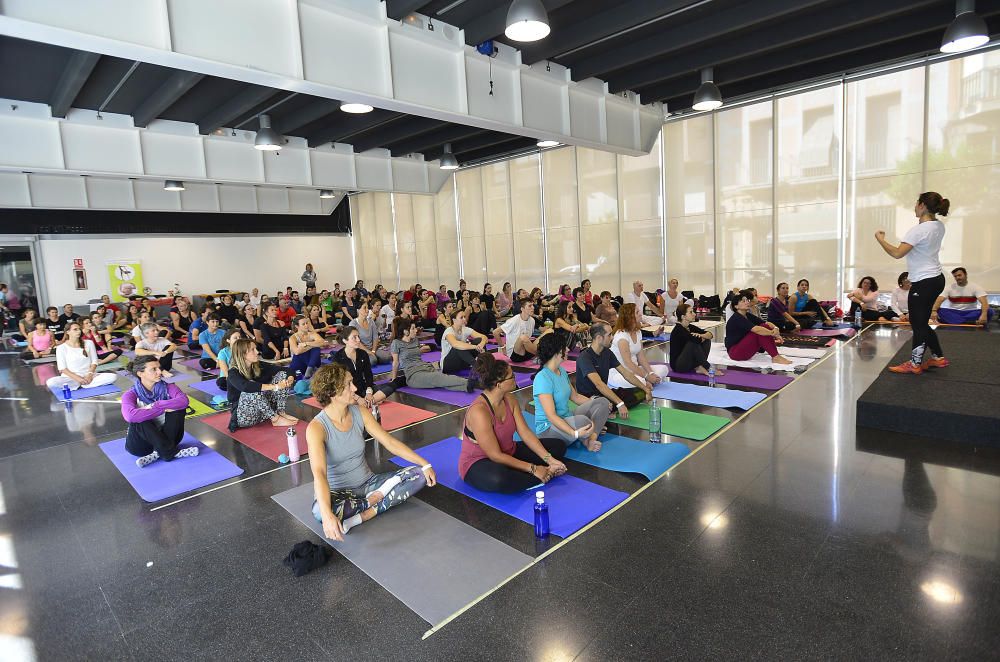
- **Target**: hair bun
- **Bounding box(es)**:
[938,198,950,216]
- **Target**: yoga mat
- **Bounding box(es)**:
[184,397,217,419]
[778,347,827,359]
[452,368,533,388]
[707,344,814,372]
[608,403,729,442]
[302,399,437,430]
[49,383,121,402]
[492,352,537,367]
[272,483,531,626]
[201,412,308,462]
[371,362,393,375]
[391,436,627,538]
[179,357,220,375]
[652,381,766,410]
[395,386,480,407]
[519,412,690,481]
[189,378,225,398]
[561,360,577,373]
[666,368,793,390]
[798,328,857,338]
[421,350,441,364]
[99,433,243,502]
[116,370,192,384]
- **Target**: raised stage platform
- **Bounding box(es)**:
[857,329,1000,447]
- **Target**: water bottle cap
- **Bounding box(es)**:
[535,490,545,500]
[286,426,295,435]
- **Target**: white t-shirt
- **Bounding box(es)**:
[56,341,98,375]
[131,324,144,339]
[379,304,396,328]
[891,287,909,314]
[500,315,535,356]
[943,282,987,310]
[660,291,686,321]
[902,220,945,282]
[609,330,642,382]
[624,291,654,315]
[441,326,473,363]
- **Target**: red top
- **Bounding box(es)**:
[459,395,517,479]
[276,306,296,325]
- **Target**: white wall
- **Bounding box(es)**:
[38,234,355,306]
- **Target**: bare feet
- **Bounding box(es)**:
[584,434,602,452]
[279,411,299,423]
[773,355,793,365]
[270,414,297,426]
[694,366,710,376]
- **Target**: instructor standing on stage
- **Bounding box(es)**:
[874,191,950,375]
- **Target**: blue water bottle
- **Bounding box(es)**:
[533,491,550,539]
[708,366,716,388]
[854,309,862,328]
[648,406,661,443]
[61,384,72,401]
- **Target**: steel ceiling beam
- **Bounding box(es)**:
[275,99,341,135]
[462,0,576,47]
[457,136,538,165]
[424,131,522,160]
[49,51,100,118]
[568,0,830,82]
[350,116,448,152]
[197,84,276,134]
[132,70,204,127]
[306,110,405,148]
[610,0,940,93]
[387,123,487,156]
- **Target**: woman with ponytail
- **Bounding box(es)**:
[121,355,198,468]
[458,352,568,493]
[875,191,950,374]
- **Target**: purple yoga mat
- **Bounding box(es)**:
[179,357,220,375]
[189,378,226,398]
[49,382,121,402]
[453,368,533,388]
[667,368,793,390]
[396,385,481,406]
[422,350,442,363]
[99,433,243,502]
[797,328,856,338]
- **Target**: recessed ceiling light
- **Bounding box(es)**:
[319,189,336,198]
[537,140,560,147]
[163,180,185,191]
[340,102,374,114]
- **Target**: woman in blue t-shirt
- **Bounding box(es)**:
[532,333,610,452]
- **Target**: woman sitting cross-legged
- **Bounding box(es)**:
[214,328,243,392]
[533,333,611,452]
[389,318,476,392]
[225,338,299,431]
[669,303,725,376]
[441,309,488,375]
[22,319,56,360]
[847,275,899,322]
[288,315,328,379]
[349,302,391,365]
[121,355,198,468]
[45,322,119,393]
[459,352,568,493]
[725,289,793,365]
[766,282,802,333]
[134,322,177,377]
[554,300,589,352]
[333,326,398,410]
[307,363,437,540]
[607,303,669,389]
[788,279,835,327]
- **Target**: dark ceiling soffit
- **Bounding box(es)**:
[349,116,448,152]
[459,137,538,165]
[610,0,941,93]
[275,99,341,134]
[387,124,487,156]
[307,111,406,148]
[49,51,101,118]
[197,85,275,134]
[569,0,830,82]
[385,0,431,21]
[424,130,523,160]
[132,70,204,127]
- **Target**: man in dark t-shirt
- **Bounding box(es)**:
[57,303,80,329]
[45,306,66,339]
[575,323,651,412]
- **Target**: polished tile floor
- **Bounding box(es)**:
[1,326,998,660]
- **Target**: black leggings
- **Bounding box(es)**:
[443,347,478,374]
[791,298,828,325]
[848,303,898,322]
[156,352,174,372]
[771,319,798,333]
[463,438,567,493]
[908,273,945,364]
[125,410,186,460]
[199,357,218,370]
[673,338,712,373]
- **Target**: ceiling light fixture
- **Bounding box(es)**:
[505,0,550,42]
[340,101,374,114]
[692,67,723,111]
[163,180,185,191]
[536,139,560,147]
[439,143,459,170]
[940,0,989,53]
[319,189,336,199]
[253,114,283,151]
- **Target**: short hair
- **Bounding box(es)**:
[572,287,584,298]
[206,313,220,323]
[310,364,353,407]
[392,316,416,340]
[675,303,691,318]
[898,272,909,286]
[127,355,160,376]
[46,306,57,314]
[139,322,158,335]
[590,322,611,339]
[338,325,358,344]
[951,267,967,276]
[600,290,612,299]
[730,289,756,312]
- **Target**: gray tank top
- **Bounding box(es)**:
[314,407,373,490]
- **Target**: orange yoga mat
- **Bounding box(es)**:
[201,412,309,462]
[301,398,436,431]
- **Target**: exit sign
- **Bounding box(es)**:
[73,258,84,268]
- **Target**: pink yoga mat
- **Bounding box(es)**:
[561,360,577,373]
[201,412,308,462]
[492,352,537,367]
[797,328,857,338]
[301,399,436,430]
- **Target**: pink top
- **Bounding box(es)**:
[121,382,189,423]
[458,396,517,479]
[851,289,879,311]
[31,331,53,352]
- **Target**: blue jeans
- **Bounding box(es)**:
[289,346,322,375]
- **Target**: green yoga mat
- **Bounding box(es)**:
[607,403,729,442]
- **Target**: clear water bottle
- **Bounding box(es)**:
[62,383,72,401]
[372,402,381,424]
[648,405,661,443]
[533,491,550,539]
[854,309,862,328]
[708,366,716,387]
[286,426,300,462]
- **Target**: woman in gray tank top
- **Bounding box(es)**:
[387,318,475,392]
[307,363,437,541]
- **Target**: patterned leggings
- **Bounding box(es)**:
[311,466,426,525]
[233,371,290,429]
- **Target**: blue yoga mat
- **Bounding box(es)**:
[189,378,225,398]
[99,433,244,502]
[652,381,766,410]
[49,383,121,402]
[565,433,690,481]
[391,436,627,538]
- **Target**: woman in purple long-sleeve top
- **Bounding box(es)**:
[121,355,199,468]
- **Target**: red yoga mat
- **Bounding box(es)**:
[301,399,436,431]
[201,412,309,462]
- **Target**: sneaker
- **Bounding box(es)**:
[924,356,950,368]
[889,361,924,374]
